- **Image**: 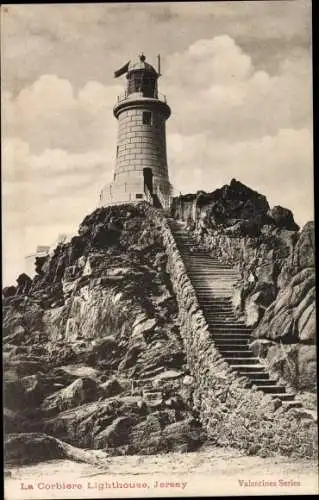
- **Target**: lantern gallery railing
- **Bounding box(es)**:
[116,91,167,104]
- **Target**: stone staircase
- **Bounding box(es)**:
[169,219,302,410]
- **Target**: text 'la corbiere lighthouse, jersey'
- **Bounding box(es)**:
[99,54,173,209]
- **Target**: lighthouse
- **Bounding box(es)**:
[99,54,172,208]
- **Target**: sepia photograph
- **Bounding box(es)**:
[1,1,317,497]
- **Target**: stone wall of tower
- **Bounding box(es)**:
[115,103,169,190]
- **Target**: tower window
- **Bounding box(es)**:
[116,146,119,158]
[142,111,152,125]
[136,193,143,199]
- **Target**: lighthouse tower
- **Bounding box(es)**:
[99,54,172,208]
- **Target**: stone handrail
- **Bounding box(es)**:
[144,184,153,204]
[143,203,317,458]
[156,185,169,210]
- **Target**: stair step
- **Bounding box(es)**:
[204,310,235,313]
[188,269,236,272]
[210,324,250,329]
[222,351,255,358]
[204,311,237,315]
[207,298,232,303]
[202,302,234,306]
[204,309,235,312]
[208,318,239,323]
[189,273,237,276]
[214,340,250,347]
[213,332,252,338]
[236,370,269,378]
[188,267,235,270]
[203,308,237,311]
[212,328,251,333]
[205,314,238,318]
[194,288,234,291]
[218,345,251,351]
[275,394,296,401]
[184,260,229,263]
[214,339,252,344]
[214,332,250,337]
[214,340,252,346]
[282,401,303,409]
[195,288,235,291]
[204,310,235,314]
[230,363,265,370]
[225,358,261,365]
[248,379,277,386]
[195,290,235,293]
[191,280,236,283]
[206,316,238,320]
[211,329,251,333]
[254,385,286,394]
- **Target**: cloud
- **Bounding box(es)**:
[2,137,113,211]
[161,36,312,139]
[4,34,311,154]
[4,76,121,153]
[2,135,113,285]
[2,1,311,95]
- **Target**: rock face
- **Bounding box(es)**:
[146,205,316,459]
[3,204,197,461]
[5,433,66,465]
[253,268,315,343]
[3,184,317,463]
[172,182,315,395]
[268,206,300,232]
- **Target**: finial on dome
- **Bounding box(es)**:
[139,53,146,62]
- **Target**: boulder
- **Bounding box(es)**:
[4,374,65,412]
[250,339,274,359]
[43,397,144,449]
[132,318,157,337]
[293,221,315,270]
[268,206,299,231]
[3,307,24,339]
[4,408,31,433]
[5,433,66,465]
[101,379,123,398]
[265,344,317,392]
[4,360,47,379]
[93,416,134,449]
[41,377,102,415]
[161,419,204,452]
[118,346,141,370]
[16,273,33,295]
[2,286,16,298]
[253,268,316,342]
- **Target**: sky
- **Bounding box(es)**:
[1,1,314,286]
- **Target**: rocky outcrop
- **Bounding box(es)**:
[3,204,197,459]
[250,341,317,392]
[5,433,111,467]
[253,268,315,343]
[268,206,300,231]
[172,179,273,230]
[172,182,316,395]
[3,191,317,461]
[144,204,317,459]
[5,433,66,465]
